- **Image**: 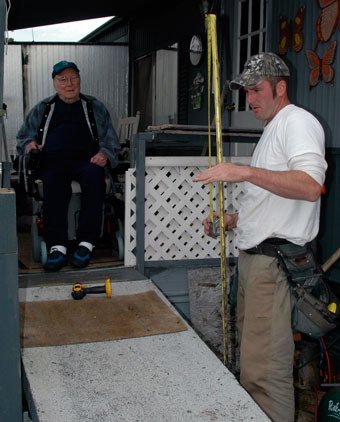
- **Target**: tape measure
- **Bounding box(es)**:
[206,14,228,365]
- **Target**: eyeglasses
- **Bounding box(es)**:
[55,75,80,85]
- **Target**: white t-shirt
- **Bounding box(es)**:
[236,104,327,250]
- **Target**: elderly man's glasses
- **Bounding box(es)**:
[55,75,80,85]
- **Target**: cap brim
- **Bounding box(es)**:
[229,76,265,90]
[229,80,243,90]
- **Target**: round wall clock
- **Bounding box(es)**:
[189,35,203,66]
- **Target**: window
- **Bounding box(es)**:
[231,0,268,127]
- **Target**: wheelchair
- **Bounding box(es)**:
[18,150,124,265]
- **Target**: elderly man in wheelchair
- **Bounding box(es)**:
[16,60,120,271]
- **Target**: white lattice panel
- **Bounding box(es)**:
[124,157,251,266]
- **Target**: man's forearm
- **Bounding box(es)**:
[246,167,322,202]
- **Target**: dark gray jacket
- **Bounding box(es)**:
[16,93,120,168]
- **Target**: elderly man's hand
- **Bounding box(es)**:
[25,141,42,154]
[90,152,108,167]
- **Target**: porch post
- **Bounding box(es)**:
[0,190,22,419]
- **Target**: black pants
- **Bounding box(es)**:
[39,159,106,250]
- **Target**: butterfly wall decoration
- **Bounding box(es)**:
[279,6,305,56]
[316,0,340,45]
[305,40,337,87]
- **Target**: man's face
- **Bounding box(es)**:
[244,79,283,123]
[53,68,80,103]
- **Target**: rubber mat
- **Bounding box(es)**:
[20,291,187,348]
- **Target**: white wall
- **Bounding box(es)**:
[154,48,178,125]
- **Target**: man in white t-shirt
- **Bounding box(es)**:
[193,52,327,422]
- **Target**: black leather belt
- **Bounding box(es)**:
[243,238,290,258]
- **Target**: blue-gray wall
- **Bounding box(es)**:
[270,1,340,149]
[270,1,340,281]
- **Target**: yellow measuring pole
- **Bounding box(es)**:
[206,14,228,365]
[206,16,214,223]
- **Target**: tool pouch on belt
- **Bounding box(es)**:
[277,243,340,338]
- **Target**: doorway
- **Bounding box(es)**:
[133,47,178,131]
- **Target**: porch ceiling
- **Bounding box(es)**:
[7,0,184,31]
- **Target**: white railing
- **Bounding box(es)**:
[124,156,251,266]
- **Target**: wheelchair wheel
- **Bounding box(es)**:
[40,240,48,265]
[116,218,124,261]
[31,220,41,263]
[116,233,124,261]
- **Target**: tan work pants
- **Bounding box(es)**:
[237,251,295,422]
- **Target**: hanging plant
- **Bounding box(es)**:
[190,72,205,110]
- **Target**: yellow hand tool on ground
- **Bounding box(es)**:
[71,278,112,300]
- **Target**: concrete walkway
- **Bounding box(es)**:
[20,279,269,422]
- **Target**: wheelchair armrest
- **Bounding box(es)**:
[16,150,42,198]
[119,140,130,150]
[26,149,41,172]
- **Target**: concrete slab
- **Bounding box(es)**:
[20,279,270,422]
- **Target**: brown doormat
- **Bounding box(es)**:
[20,291,187,348]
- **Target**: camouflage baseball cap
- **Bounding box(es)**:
[229,52,290,90]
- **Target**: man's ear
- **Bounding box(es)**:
[275,80,287,97]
